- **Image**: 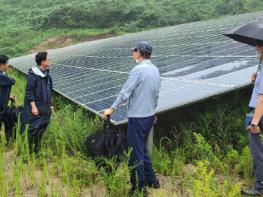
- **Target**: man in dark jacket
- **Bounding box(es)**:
[22,52,53,153]
[0,55,16,139]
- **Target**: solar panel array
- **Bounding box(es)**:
[10,11,263,125]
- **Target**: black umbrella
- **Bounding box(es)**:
[224,22,263,47]
[224,22,263,73]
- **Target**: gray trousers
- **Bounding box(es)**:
[249,132,263,190]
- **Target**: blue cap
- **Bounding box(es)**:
[134,41,153,54]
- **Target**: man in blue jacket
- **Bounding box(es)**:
[22,52,53,153]
[103,42,161,196]
[0,55,16,139]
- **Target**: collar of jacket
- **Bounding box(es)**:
[0,71,6,75]
[0,71,15,86]
[32,66,47,78]
[139,59,152,65]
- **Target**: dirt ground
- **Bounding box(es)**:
[29,33,117,54]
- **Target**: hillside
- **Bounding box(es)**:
[0,0,263,57]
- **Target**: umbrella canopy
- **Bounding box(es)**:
[224,22,263,47]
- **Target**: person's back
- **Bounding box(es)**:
[103,42,161,196]
[127,59,160,118]
[0,55,15,121]
[0,71,15,119]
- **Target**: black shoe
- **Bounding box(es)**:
[241,188,263,196]
[146,179,160,189]
[128,187,147,197]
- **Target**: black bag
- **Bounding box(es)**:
[85,117,127,158]
[4,100,23,140]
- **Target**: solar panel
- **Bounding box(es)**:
[10,11,263,125]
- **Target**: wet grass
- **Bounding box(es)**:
[0,69,254,196]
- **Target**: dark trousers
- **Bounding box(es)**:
[249,132,263,190]
[28,124,48,153]
[0,112,12,141]
[128,116,157,190]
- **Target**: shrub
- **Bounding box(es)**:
[236,146,253,185]
[187,160,241,197]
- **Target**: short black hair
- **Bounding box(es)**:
[0,55,9,65]
[35,51,48,66]
[133,49,151,59]
[140,52,151,59]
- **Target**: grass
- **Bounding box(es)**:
[0,1,125,57]
[0,27,122,58]
[0,68,255,196]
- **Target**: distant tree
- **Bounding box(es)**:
[32,0,263,30]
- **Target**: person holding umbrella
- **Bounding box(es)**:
[225,23,263,196]
[103,41,161,197]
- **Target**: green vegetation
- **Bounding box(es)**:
[0,69,253,196]
[37,0,263,29]
[1,0,263,57]
[0,0,262,195]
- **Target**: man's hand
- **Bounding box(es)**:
[103,108,115,118]
[32,106,39,116]
[251,73,257,82]
[9,96,16,102]
[247,125,261,134]
[51,106,55,113]
[31,102,39,116]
